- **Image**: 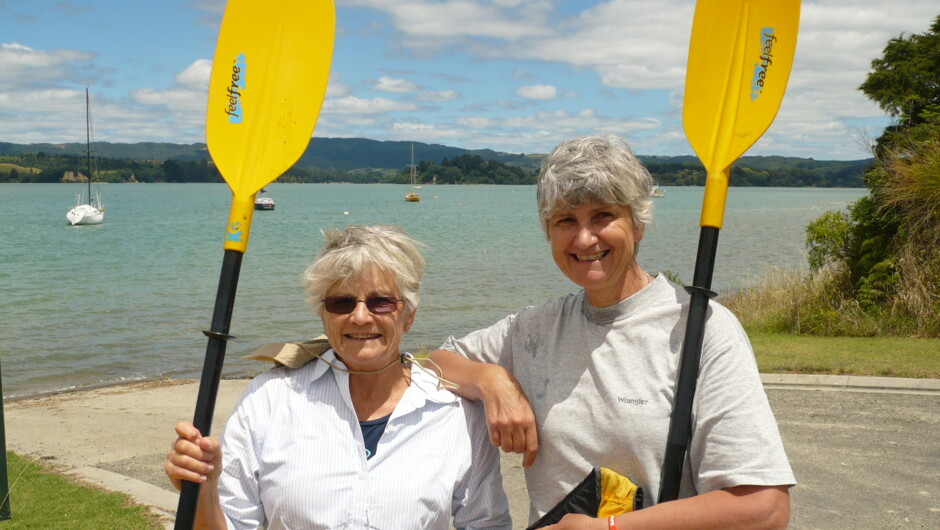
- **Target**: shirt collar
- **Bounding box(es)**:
[309,348,340,381]
[310,349,459,410]
[582,273,665,325]
[398,361,460,412]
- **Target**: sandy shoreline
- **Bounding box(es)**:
[5,379,241,490]
[5,376,940,529]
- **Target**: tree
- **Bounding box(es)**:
[803,14,940,335]
[859,15,940,150]
[161,159,185,182]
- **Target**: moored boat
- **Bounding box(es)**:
[254,197,276,210]
[254,188,276,210]
[66,88,104,226]
[405,144,421,202]
[67,200,104,225]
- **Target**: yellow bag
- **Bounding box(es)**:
[526,467,643,529]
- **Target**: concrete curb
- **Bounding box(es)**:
[761,373,940,394]
[68,467,177,528]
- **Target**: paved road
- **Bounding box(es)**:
[768,387,940,529]
[498,385,940,529]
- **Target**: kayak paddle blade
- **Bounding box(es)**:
[206,0,336,252]
[683,0,800,228]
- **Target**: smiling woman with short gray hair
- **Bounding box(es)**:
[431,135,795,529]
[166,224,511,529]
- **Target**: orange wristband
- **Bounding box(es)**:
[608,515,619,530]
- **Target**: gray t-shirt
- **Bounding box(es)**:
[441,275,795,524]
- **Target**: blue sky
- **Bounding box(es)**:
[1,0,937,160]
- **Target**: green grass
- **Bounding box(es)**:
[0,452,164,529]
[751,332,940,378]
[0,163,38,174]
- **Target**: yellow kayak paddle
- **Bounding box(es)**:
[175,1,335,527]
[659,0,800,503]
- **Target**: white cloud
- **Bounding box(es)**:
[132,87,206,112]
[417,90,459,102]
[127,59,213,138]
[0,43,96,89]
[516,84,557,100]
[326,73,350,98]
[0,88,177,143]
[410,106,667,153]
[456,116,499,128]
[346,0,554,42]
[389,122,468,143]
[174,59,212,89]
[373,76,418,93]
[503,109,660,134]
[338,0,935,157]
[323,95,418,114]
[0,89,90,142]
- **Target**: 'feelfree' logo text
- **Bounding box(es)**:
[751,28,776,101]
[224,53,246,123]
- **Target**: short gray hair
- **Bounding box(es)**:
[536,135,655,235]
[303,225,426,315]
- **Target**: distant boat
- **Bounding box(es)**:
[405,144,421,202]
[66,88,104,226]
[652,187,665,198]
[254,188,276,210]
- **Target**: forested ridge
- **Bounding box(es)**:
[1,138,870,187]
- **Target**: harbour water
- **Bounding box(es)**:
[0,183,865,398]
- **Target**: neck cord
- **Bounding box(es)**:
[298,342,403,374]
[298,343,459,391]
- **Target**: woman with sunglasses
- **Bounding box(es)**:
[429,136,795,529]
[165,224,511,529]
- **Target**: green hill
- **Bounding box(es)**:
[0,138,872,187]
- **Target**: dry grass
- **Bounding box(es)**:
[879,135,940,334]
[722,266,883,336]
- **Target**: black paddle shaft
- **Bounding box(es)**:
[175,249,244,530]
[659,226,719,502]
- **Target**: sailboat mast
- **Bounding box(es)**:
[410,143,416,186]
[85,88,93,204]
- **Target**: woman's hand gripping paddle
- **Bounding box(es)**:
[175,1,335,528]
[658,0,800,503]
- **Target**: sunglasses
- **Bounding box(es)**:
[322,296,403,315]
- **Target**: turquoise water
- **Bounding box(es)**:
[0,183,865,398]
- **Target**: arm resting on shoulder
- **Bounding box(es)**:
[429,348,539,466]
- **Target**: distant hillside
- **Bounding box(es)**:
[640,155,872,187]
[0,138,536,170]
[0,141,209,161]
[298,137,539,172]
[0,137,872,187]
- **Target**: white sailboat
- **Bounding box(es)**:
[405,144,421,202]
[67,88,104,226]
